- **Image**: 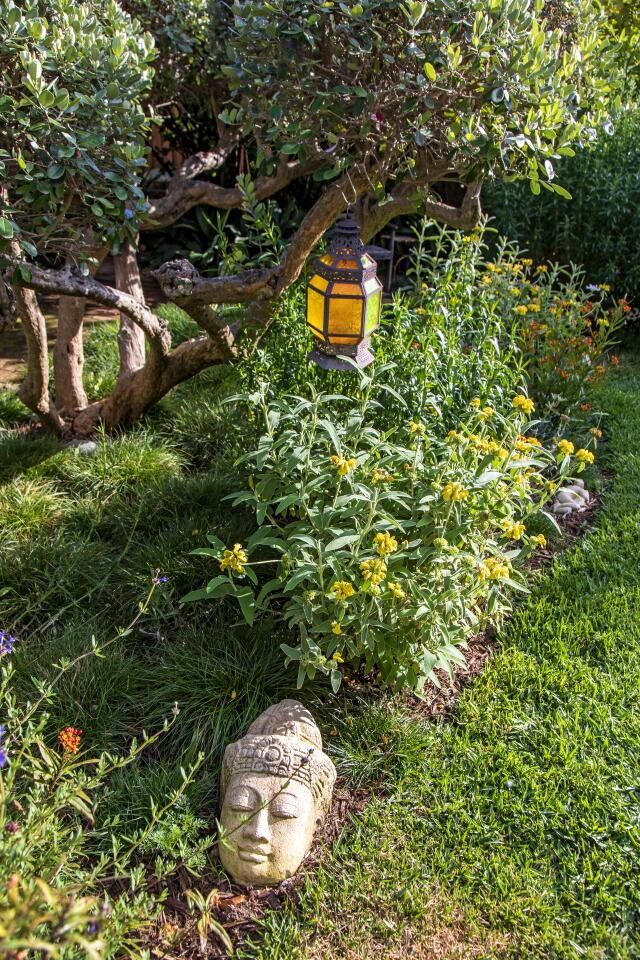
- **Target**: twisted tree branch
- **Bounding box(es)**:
[143,155,322,230]
[3,260,170,351]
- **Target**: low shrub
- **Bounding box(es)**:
[183,367,602,693]
[182,222,622,695]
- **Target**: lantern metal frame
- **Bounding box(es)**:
[306,208,382,370]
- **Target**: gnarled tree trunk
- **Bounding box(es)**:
[12,280,64,434]
[54,292,88,417]
[113,240,146,378]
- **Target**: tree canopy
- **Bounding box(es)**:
[0,0,627,435]
[0,0,154,259]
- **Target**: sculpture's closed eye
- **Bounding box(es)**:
[271,793,299,820]
[228,788,255,813]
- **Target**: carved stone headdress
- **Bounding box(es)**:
[221,700,336,815]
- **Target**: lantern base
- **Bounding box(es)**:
[309,338,374,371]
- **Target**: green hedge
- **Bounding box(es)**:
[483,105,640,302]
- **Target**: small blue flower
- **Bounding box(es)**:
[0,631,16,656]
[124,209,135,220]
[0,725,6,769]
[586,283,599,292]
[152,573,169,585]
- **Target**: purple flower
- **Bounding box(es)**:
[0,631,16,656]
[152,573,169,585]
[0,725,6,769]
[586,283,599,292]
[6,821,18,834]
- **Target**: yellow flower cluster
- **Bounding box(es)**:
[469,435,508,459]
[557,439,574,456]
[330,580,356,601]
[478,557,510,581]
[361,557,387,585]
[331,454,357,476]
[576,448,595,464]
[371,468,393,484]
[470,398,481,408]
[388,581,406,600]
[408,420,426,435]
[514,305,528,315]
[531,534,547,548]
[219,543,248,574]
[512,395,535,414]
[589,427,603,438]
[501,519,526,540]
[479,406,495,419]
[332,651,344,663]
[331,621,342,635]
[374,531,399,556]
[515,435,541,452]
[442,481,469,502]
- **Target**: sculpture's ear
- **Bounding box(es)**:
[220,741,239,799]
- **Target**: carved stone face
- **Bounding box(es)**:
[219,772,317,885]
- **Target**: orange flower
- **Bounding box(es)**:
[580,403,592,412]
[58,727,83,754]
[611,355,620,366]
[618,298,631,314]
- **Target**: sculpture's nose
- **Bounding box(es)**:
[242,805,271,845]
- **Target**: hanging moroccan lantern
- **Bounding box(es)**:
[306,208,383,370]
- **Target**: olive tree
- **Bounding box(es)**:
[0,0,620,435]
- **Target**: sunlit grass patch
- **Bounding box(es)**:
[0,476,70,545]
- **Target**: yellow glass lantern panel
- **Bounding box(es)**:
[311,275,329,292]
[307,286,326,338]
[365,290,382,334]
[326,283,364,344]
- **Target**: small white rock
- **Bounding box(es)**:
[67,439,99,456]
[552,482,591,517]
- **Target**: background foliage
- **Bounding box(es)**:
[483,105,640,302]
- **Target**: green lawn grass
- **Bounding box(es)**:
[1,322,639,959]
[244,340,640,959]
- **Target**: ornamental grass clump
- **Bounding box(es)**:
[185,367,576,693]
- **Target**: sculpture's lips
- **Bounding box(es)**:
[238,847,270,863]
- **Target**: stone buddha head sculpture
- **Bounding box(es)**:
[219,700,336,886]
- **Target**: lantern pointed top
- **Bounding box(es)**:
[328,206,365,257]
